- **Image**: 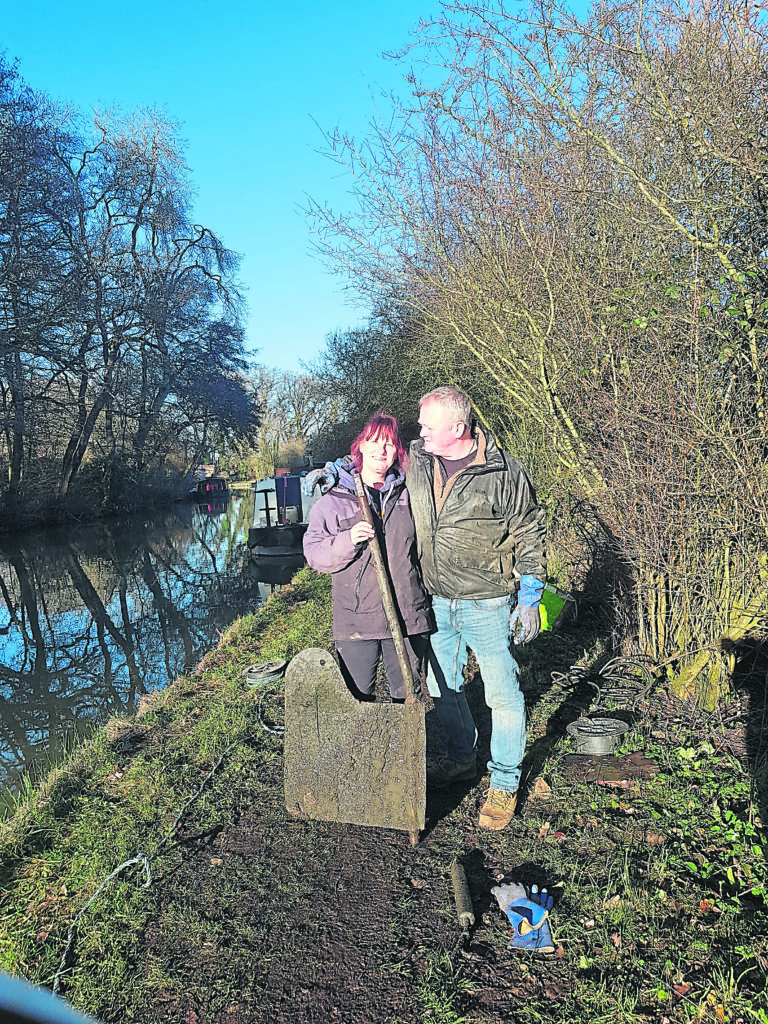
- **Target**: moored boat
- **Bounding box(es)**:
[189,476,230,499]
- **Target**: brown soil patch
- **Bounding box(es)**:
[133,677,576,1024]
[132,640,767,1024]
[141,779,573,1024]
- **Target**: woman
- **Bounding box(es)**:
[303,412,432,700]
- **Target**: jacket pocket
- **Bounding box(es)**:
[450,550,504,575]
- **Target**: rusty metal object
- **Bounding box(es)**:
[451,857,475,931]
[283,648,425,844]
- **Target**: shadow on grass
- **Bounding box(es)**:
[730,633,768,831]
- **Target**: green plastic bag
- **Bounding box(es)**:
[539,584,575,631]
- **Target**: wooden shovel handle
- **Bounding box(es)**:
[353,473,416,702]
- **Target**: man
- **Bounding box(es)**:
[409,387,546,830]
[305,387,546,830]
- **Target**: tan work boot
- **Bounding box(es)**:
[478,788,518,830]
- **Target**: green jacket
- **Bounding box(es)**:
[407,427,546,600]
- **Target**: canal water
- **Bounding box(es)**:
[0,487,307,800]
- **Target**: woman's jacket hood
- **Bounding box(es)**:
[303,462,432,642]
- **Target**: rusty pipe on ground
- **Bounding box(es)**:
[450,857,475,951]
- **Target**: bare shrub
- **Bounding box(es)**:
[311,0,768,704]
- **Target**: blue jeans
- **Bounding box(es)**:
[426,595,525,793]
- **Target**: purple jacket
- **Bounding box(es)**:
[303,463,433,642]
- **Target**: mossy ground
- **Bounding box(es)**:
[1,566,766,1023]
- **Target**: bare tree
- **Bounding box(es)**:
[0,61,255,520]
[310,0,768,703]
[247,368,335,477]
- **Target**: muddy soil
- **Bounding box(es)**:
[143,771,574,1024]
[136,633,766,1024]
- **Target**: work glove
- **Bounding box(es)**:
[491,882,555,953]
[302,464,336,496]
[511,605,540,644]
[510,575,545,644]
[301,457,353,496]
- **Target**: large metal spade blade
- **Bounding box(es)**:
[283,648,426,843]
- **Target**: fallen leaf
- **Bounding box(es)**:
[551,832,567,839]
[210,857,223,866]
[531,777,552,799]
[538,822,551,839]
[611,933,622,948]
[673,983,691,999]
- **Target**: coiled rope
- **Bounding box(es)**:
[256,692,284,736]
[549,656,657,713]
[52,737,241,995]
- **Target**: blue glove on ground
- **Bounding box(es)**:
[491,882,555,952]
[510,575,545,644]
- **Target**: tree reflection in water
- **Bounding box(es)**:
[0,492,264,795]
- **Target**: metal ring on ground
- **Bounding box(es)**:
[243,660,287,687]
[567,717,629,755]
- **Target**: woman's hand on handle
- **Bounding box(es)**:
[350,521,376,546]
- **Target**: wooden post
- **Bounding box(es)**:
[353,472,416,703]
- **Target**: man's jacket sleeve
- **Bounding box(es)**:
[505,456,547,583]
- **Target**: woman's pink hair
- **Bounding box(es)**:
[350,411,408,474]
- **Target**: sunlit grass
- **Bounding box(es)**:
[0,567,766,1022]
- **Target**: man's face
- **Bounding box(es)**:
[418,400,463,457]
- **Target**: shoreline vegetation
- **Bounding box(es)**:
[0,479,259,536]
[1,567,766,1023]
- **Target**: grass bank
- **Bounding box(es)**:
[0,567,766,1023]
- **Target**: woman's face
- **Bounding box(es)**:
[359,431,398,478]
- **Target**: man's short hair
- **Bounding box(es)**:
[419,387,472,428]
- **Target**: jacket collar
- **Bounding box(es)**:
[336,461,406,493]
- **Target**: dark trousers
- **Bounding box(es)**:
[336,634,427,700]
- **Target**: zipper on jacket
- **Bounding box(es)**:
[420,451,440,575]
[353,556,368,613]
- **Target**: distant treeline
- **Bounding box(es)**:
[0,57,258,526]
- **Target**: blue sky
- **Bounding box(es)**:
[2,1,435,372]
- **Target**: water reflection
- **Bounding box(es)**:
[0,490,277,795]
